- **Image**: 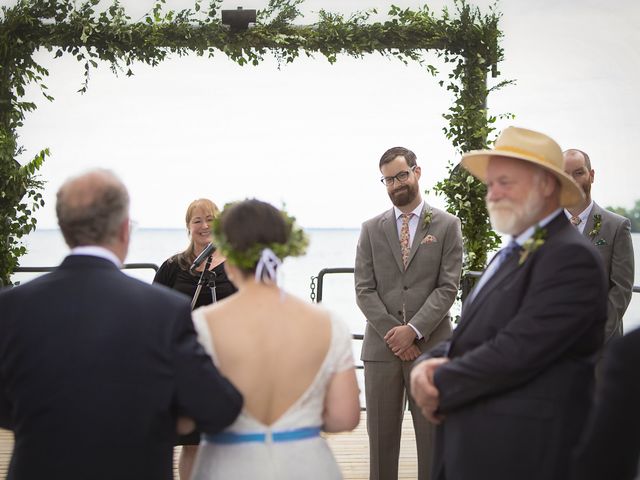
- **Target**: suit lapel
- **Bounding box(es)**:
[455,212,569,340]
[582,202,601,243]
[456,254,520,335]
[382,209,405,272]
[406,204,429,268]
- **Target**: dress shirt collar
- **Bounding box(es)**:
[564,200,593,228]
[513,208,563,246]
[393,199,424,221]
[69,245,122,267]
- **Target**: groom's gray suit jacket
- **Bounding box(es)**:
[355,204,463,360]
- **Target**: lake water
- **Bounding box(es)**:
[13,228,640,407]
[14,228,640,337]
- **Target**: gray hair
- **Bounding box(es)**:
[56,169,129,248]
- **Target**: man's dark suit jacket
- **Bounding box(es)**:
[0,255,243,480]
[571,326,640,480]
[420,213,608,480]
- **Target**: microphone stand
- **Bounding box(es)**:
[191,255,217,310]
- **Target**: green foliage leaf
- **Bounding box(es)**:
[0,0,509,289]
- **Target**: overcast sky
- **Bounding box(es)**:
[4,0,640,229]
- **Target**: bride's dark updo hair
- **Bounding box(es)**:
[218,199,289,273]
[213,199,309,275]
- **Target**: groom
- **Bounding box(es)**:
[0,169,242,480]
[355,146,463,479]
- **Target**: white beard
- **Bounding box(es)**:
[487,186,545,236]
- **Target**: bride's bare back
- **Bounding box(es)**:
[201,285,334,426]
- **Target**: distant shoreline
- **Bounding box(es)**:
[32,226,362,232]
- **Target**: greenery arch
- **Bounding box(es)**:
[0,0,508,287]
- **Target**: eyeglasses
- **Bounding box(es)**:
[380,166,416,186]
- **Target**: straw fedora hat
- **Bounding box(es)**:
[461,126,584,208]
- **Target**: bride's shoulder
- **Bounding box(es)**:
[191,303,230,337]
[290,299,349,336]
[196,296,236,319]
[288,295,331,320]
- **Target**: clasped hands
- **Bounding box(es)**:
[384,325,421,361]
[385,325,448,424]
[410,357,449,424]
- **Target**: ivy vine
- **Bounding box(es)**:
[0,0,509,287]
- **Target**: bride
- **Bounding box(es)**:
[186,199,360,479]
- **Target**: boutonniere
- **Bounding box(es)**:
[423,208,433,230]
[588,214,602,238]
[421,234,437,244]
[595,238,607,246]
[519,226,547,266]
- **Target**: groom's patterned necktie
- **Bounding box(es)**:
[570,215,582,227]
[400,213,412,269]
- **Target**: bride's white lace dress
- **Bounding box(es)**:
[190,309,355,480]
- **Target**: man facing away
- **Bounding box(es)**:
[411,127,608,480]
[0,169,243,480]
[563,149,634,358]
[355,147,463,480]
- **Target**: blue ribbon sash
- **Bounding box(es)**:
[203,426,321,445]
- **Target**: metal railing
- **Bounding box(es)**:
[311,267,640,303]
[310,267,640,340]
[312,267,364,340]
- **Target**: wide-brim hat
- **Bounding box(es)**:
[461,126,584,208]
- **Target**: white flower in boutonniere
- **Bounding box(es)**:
[423,208,433,230]
[519,226,547,266]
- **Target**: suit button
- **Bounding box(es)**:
[403,286,408,290]
[398,311,402,315]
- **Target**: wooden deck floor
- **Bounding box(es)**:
[0,411,418,479]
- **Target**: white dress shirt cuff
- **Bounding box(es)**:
[408,323,423,340]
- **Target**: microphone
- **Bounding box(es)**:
[190,243,216,273]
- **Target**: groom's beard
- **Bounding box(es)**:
[388,183,418,208]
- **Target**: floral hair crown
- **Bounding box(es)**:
[211,202,309,270]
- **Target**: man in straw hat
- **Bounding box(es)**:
[410,126,608,480]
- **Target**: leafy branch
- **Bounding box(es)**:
[0,0,509,287]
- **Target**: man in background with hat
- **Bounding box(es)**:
[410,127,607,480]
[563,148,634,375]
